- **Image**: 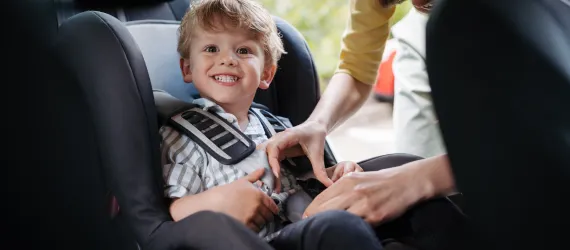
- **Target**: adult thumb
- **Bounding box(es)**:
[245,168,266,183]
[307,151,333,187]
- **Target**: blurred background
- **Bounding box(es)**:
[259,0,412,162]
[259,0,412,88]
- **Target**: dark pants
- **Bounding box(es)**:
[269,210,384,250]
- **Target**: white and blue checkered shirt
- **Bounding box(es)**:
[160,98,302,240]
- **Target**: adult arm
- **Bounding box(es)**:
[265,0,396,187]
[313,0,395,131]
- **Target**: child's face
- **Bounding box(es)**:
[180,23,276,108]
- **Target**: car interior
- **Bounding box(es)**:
[11,0,570,249]
[53,0,466,248]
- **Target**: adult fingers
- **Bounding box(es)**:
[302,177,355,217]
[265,133,297,186]
[303,192,359,218]
[303,141,332,187]
[273,174,281,194]
[346,197,377,221]
[313,171,362,204]
[347,198,397,226]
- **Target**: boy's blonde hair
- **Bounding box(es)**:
[177,0,286,66]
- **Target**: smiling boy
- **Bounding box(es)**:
[159,0,383,249]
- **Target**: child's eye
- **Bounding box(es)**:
[204,46,218,53]
[236,48,250,54]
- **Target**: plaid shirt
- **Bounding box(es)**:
[160,98,302,239]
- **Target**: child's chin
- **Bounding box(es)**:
[211,96,238,105]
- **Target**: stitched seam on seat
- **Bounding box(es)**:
[125,20,180,26]
[167,1,178,20]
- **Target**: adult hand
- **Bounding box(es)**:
[303,162,433,225]
[262,120,334,190]
[209,168,279,232]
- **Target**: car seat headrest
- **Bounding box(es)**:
[126,20,200,102]
[74,0,174,8]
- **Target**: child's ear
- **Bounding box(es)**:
[259,64,277,90]
[180,58,193,83]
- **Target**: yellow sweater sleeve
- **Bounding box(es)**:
[335,0,395,85]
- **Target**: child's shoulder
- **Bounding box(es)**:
[159,125,205,156]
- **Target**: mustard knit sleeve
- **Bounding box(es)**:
[335,0,395,85]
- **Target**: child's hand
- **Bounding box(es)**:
[327,161,364,182]
[209,168,279,232]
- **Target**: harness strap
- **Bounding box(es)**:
[153,90,330,178]
[249,108,278,137]
[249,108,292,135]
[154,90,255,165]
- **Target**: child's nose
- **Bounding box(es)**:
[219,53,238,66]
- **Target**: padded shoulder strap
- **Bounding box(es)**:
[154,90,197,126]
[249,107,293,137]
[154,90,255,165]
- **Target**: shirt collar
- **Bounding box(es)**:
[192,98,265,137]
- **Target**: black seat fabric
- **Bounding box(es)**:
[427,0,570,248]
[260,17,321,125]
[55,0,190,26]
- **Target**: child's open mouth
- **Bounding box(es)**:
[212,74,240,86]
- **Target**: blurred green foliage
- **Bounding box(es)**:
[258,0,411,88]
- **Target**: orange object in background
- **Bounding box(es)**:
[373,49,397,102]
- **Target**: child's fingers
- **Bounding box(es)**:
[325,166,337,179]
[254,180,263,188]
[331,163,345,182]
[245,168,266,183]
[345,163,356,173]
[355,165,364,172]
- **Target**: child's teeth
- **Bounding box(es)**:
[215,75,237,82]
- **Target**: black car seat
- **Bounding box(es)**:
[52,0,329,246]
[34,0,190,45]
[55,0,190,25]
[426,0,570,249]
[54,9,278,250]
